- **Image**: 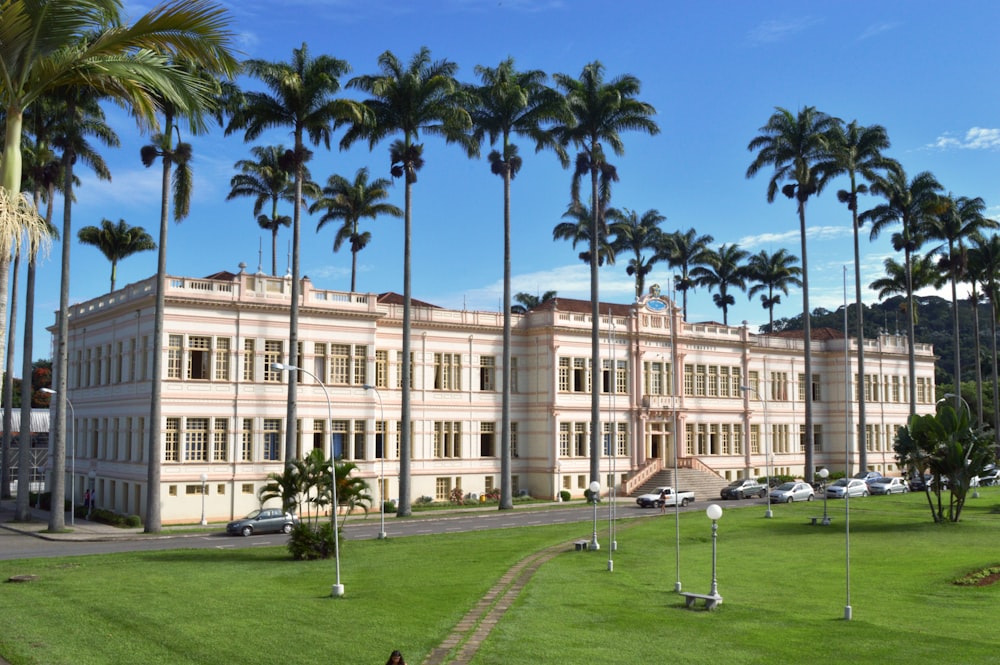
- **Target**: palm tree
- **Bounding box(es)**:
[862,168,943,414]
[553,199,619,266]
[747,106,839,482]
[552,61,659,486]
[868,254,944,322]
[468,57,568,511]
[968,233,1000,440]
[830,120,893,470]
[512,290,557,314]
[659,228,715,320]
[608,208,666,300]
[925,194,997,411]
[0,2,236,528]
[228,43,358,476]
[50,88,121,531]
[77,218,156,292]
[309,167,402,293]
[746,248,802,332]
[226,145,297,276]
[342,47,477,517]
[691,244,749,325]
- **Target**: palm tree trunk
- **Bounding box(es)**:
[950,269,961,414]
[499,162,513,510]
[589,165,601,487]
[146,112,176,533]
[110,258,118,292]
[0,110,25,380]
[350,242,358,293]
[853,208,867,471]
[1,247,21,500]
[46,163,68,531]
[397,170,413,517]
[905,247,917,415]
[19,245,38,523]
[990,300,999,443]
[271,223,279,276]
[798,201,814,482]
[284,150,303,469]
[971,289,984,427]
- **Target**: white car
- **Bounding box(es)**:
[769,481,814,503]
[826,478,869,499]
[869,477,908,495]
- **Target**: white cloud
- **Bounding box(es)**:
[747,18,819,45]
[928,127,1000,150]
[857,21,899,40]
[738,225,851,249]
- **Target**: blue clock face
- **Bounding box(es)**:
[646,298,667,312]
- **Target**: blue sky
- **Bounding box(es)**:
[24,0,1000,369]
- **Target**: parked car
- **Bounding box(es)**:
[853,470,883,486]
[869,477,909,495]
[635,487,695,509]
[720,478,767,500]
[826,478,869,499]
[908,473,931,492]
[226,508,299,537]
[769,481,814,503]
[976,465,999,487]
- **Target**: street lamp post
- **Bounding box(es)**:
[363,384,387,540]
[740,385,772,518]
[818,467,830,525]
[706,503,723,601]
[271,362,344,598]
[588,480,600,551]
[199,472,208,526]
[41,388,75,526]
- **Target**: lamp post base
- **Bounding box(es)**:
[331,583,345,598]
[378,531,387,540]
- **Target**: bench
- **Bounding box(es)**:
[574,540,589,551]
[679,592,723,610]
[809,516,833,526]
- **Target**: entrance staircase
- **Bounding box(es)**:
[629,467,731,504]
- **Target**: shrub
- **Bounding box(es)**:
[125,515,142,528]
[287,522,338,560]
[382,500,397,514]
[416,495,434,505]
[560,490,571,502]
[448,487,465,504]
[483,488,501,502]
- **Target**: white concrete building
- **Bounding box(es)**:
[50,267,936,524]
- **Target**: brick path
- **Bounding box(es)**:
[420,541,573,665]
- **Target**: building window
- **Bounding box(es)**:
[812,374,821,401]
[480,422,496,457]
[263,341,283,382]
[559,423,570,456]
[434,353,461,390]
[187,336,211,380]
[747,370,759,395]
[263,419,281,461]
[167,334,182,379]
[707,366,718,397]
[484,475,494,493]
[242,339,255,382]
[511,422,519,458]
[615,360,627,395]
[241,483,254,494]
[375,420,386,459]
[330,344,350,384]
[510,356,519,393]
[353,420,366,460]
[168,485,177,496]
[165,418,179,462]
[185,418,209,462]
[314,342,327,384]
[375,350,388,388]
[814,424,823,453]
[241,418,253,462]
[435,477,451,501]
[353,345,367,386]
[574,422,587,457]
[480,355,496,391]
[215,338,231,381]
[212,418,228,462]
[434,421,461,458]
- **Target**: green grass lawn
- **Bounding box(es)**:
[1,490,998,665]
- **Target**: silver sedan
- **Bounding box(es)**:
[769,481,815,503]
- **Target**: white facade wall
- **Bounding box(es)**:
[51,271,936,524]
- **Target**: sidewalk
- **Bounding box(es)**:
[0,499,192,541]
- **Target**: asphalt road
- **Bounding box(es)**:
[0,499,726,561]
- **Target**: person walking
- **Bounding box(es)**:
[385,650,406,665]
[659,488,668,514]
